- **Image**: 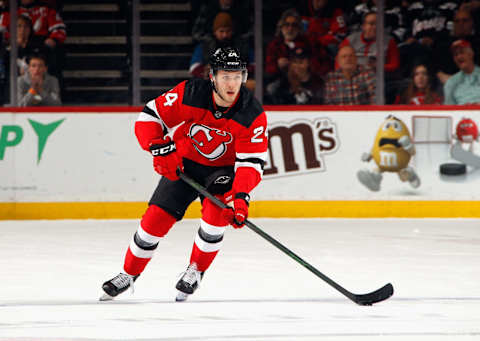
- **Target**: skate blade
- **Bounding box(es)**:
[175,291,189,302]
[99,293,114,301]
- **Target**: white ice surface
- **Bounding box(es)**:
[0,218,479,340]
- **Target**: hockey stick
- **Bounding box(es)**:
[178,171,394,306]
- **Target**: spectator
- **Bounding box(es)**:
[18,52,61,106]
[444,39,480,105]
[348,0,407,44]
[460,0,480,33]
[453,7,477,38]
[0,1,6,71]
[339,11,400,74]
[0,1,6,104]
[265,46,324,105]
[189,12,252,82]
[324,45,376,105]
[0,0,66,79]
[262,0,299,42]
[434,8,480,84]
[39,0,63,11]
[340,10,401,103]
[394,63,443,104]
[14,15,44,75]
[265,8,331,85]
[400,0,458,78]
[192,0,252,44]
[299,0,348,58]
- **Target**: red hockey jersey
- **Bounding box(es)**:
[135,79,268,194]
[1,4,66,44]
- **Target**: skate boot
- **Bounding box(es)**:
[357,169,382,192]
[175,263,203,302]
[99,273,139,301]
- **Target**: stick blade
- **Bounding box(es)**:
[353,283,394,306]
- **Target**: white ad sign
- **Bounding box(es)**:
[1,109,480,202]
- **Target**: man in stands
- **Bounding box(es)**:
[17,51,61,106]
[339,11,400,74]
[0,0,66,79]
[324,45,376,105]
[444,39,480,105]
[435,8,480,84]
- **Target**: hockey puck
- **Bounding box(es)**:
[439,163,466,175]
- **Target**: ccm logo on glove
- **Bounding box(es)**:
[150,141,176,156]
[149,137,183,181]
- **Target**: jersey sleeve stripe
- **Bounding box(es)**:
[234,158,264,175]
[235,157,265,167]
[138,100,169,134]
[137,112,161,123]
[142,101,160,119]
[236,151,268,161]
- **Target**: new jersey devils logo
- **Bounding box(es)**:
[188,124,233,160]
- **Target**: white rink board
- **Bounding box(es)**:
[0,113,155,202]
[1,109,480,202]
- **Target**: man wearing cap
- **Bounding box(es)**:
[444,39,480,105]
[434,8,480,84]
[189,12,253,88]
[265,46,324,105]
[192,0,252,44]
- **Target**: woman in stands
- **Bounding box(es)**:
[395,63,443,105]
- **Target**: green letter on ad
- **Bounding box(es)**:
[0,125,23,160]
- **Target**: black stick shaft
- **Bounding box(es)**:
[178,172,376,304]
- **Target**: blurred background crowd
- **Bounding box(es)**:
[1,0,480,106]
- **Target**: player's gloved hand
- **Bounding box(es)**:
[398,135,414,153]
[222,192,250,228]
[149,137,183,181]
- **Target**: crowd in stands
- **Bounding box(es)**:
[189,0,480,106]
[1,0,480,106]
[0,0,64,106]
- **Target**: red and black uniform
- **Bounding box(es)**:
[1,3,66,44]
[301,2,347,48]
[339,32,400,73]
[394,91,443,105]
[265,34,332,79]
[124,78,268,275]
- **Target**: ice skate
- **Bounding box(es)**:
[175,263,203,302]
[99,272,139,301]
[357,169,382,192]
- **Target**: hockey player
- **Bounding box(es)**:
[100,47,268,302]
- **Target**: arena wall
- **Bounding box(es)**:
[1,105,480,219]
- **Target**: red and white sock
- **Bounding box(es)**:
[123,205,176,275]
[189,197,228,272]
